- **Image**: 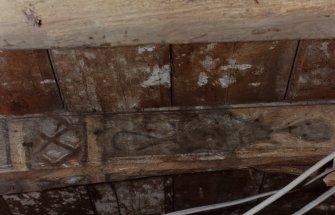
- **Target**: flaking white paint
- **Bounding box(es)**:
[197,72,208,86]
[141,64,170,88]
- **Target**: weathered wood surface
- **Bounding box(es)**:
[51,45,171,112]
[173,170,263,214]
[1,1,335,49]
[287,40,335,100]
[3,186,95,215]
[0,50,62,115]
[172,41,297,105]
[0,102,334,194]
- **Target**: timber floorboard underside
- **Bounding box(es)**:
[0,40,335,214]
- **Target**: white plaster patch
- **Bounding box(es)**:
[269,41,279,50]
[83,52,96,59]
[138,45,156,54]
[312,79,322,86]
[298,76,308,84]
[222,58,252,71]
[206,43,217,51]
[200,56,218,71]
[141,64,170,87]
[320,41,330,58]
[197,72,208,86]
[249,82,261,87]
[218,73,236,88]
[40,79,56,84]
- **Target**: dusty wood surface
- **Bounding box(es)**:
[0,102,334,194]
[3,186,95,215]
[51,45,171,112]
[0,50,62,115]
[88,177,171,215]
[172,41,297,105]
[1,1,335,49]
[173,170,263,214]
[287,40,335,100]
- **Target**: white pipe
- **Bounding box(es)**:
[292,186,335,215]
[243,151,335,215]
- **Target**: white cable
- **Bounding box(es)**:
[292,186,335,215]
[164,191,277,215]
[165,157,334,215]
[243,151,335,215]
[304,167,335,186]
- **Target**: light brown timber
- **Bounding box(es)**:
[0,1,335,49]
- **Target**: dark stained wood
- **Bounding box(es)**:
[114,177,167,214]
[287,40,335,100]
[0,50,62,115]
[3,186,95,215]
[51,45,171,112]
[87,183,119,215]
[0,102,335,194]
[0,120,9,170]
[173,170,263,214]
[0,196,12,215]
[172,41,297,106]
[257,173,335,215]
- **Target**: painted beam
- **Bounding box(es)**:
[0,101,334,194]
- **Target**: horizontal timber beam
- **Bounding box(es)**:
[1,0,335,49]
[0,101,335,194]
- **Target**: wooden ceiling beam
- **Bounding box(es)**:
[0,0,335,49]
[0,101,335,194]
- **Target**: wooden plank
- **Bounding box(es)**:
[0,196,11,215]
[3,186,95,215]
[0,102,334,194]
[87,183,119,215]
[0,50,62,115]
[88,177,169,215]
[172,170,263,214]
[172,41,297,106]
[287,40,335,100]
[1,1,335,49]
[115,177,167,214]
[51,45,171,112]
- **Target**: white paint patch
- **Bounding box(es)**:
[40,79,56,84]
[320,41,330,58]
[200,56,218,71]
[269,41,279,50]
[83,52,96,59]
[298,76,308,84]
[138,45,156,54]
[197,72,208,86]
[206,43,217,51]
[141,64,170,87]
[218,73,236,88]
[249,82,261,87]
[312,79,322,86]
[221,63,252,71]
[221,58,252,71]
